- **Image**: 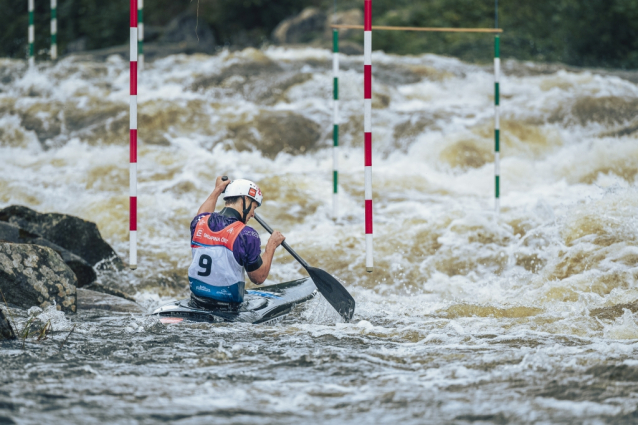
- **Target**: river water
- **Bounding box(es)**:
[1,47,638,424]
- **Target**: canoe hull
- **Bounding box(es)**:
[152,277,317,324]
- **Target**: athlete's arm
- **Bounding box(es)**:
[197,176,231,215]
[247,231,285,285]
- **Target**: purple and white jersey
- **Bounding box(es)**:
[190,209,263,272]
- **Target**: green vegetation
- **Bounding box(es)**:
[2,0,638,68]
[367,0,638,67]
[0,0,314,59]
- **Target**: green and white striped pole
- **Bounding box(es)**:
[50,0,57,60]
[28,0,34,67]
[494,34,500,213]
[332,29,339,218]
[138,0,144,70]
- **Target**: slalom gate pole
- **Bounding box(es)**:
[50,0,57,60]
[494,35,500,213]
[331,19,503,218]
[130,0,138,269]
[332,29,339,219]
[364,0,373,273]
[28,0,34,67]
[138,0,144,70]
[494,0,500,213]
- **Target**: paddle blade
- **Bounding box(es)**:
[307,267,355,322]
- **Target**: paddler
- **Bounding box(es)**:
[188,177,285,308]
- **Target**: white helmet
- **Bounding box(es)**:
[223,179,263,206]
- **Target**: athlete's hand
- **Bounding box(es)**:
[267,231,285,249]
[214,176,231,194]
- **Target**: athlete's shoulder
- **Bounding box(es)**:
[193,212,212,222]
[191,212,210,228]
[240,225,261,240]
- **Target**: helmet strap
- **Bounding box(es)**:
[241,196,253,224]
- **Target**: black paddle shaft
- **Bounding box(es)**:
[253,213,355,322]
[253,214,309,269]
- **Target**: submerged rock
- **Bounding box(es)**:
[77,288,144,313]
[0,221,96,287]
[0,243,77,313]
[0,309,16,341]
[229,110,322,158]
[0,205,123,270]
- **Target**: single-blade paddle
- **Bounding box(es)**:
[254,213,355,321]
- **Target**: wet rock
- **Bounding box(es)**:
[325,9,364,40]
[0,243,77,313]
[0,221,96,287]
[0,205,123,270]
[271,7,362,50]
[0,309,16,341]
[77,288,145,313]
[84,282,137,302]
[273,8,327,44]
[229,110,322,159]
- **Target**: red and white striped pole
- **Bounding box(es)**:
[364,0,373,273]
[130,0,138,269]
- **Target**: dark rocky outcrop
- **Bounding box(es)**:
[0,243,77,313]
[325,9,364,40]
[0,206,123,270]
[0,309,16,341]
[272,7,363,54]
[0,222,96,288]
[77,288,144,313]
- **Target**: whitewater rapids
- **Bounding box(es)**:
[1,46,638,423]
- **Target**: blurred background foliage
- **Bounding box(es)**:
[2,0,638,68]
